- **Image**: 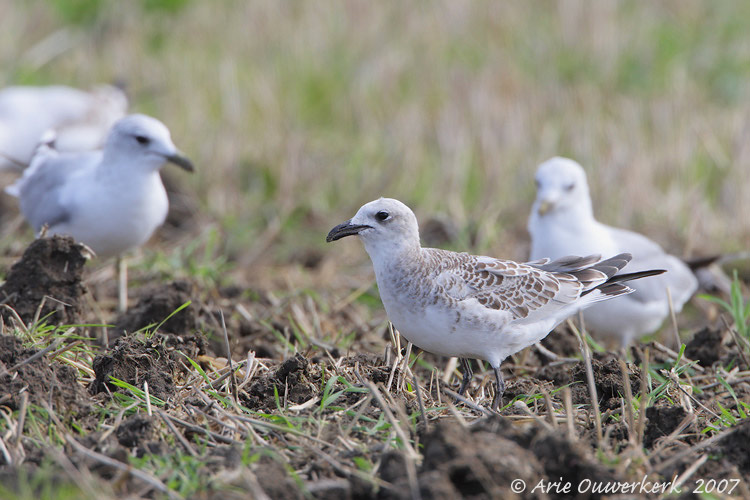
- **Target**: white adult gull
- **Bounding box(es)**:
[6,113,193,312]
[528,157,698,347]
[327,198,664,410]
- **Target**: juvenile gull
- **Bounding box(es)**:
[0,84,127,170]
[528,157,698,347]
[6,113,193,312]
[327,198,664,410]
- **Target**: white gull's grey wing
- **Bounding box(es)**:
[605,225,697,309]
[6,146,101,232]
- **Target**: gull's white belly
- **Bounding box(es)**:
[380,292,556,366]
[52,177,168,258]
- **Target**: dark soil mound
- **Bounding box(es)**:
[116,414,155,449]
[685,327,724,367]
[643,405,691,449]
[0,236,89,325]
[502,377,555,403]
[114,280,196,336]
[90,334,176,401]
[0,334,88,415]
[241,353,314,410]
[571,358,640,412]
[253,456,305,500]
[381,416,618,499]
[712,419,750,476]
[666,419,750,490]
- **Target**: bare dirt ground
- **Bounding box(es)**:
[1,236,749,499]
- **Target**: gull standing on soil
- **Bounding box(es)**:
[5,114,194,312]
[528,157,698,347]
[0,84,127,170]
[327,198,664,410]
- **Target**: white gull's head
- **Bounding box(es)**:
[104,114,193,172]
[326,198,420,256]
[533,156,591,216]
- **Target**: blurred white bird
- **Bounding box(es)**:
[528,157,698,347]
[0,84,127,170]
[6,114,193,312]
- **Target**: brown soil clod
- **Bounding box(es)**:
[115,414,155,451]
[0,334,89,414]
[114,280,197,337]
[712,419,750,476]
[90,334,176,401]
[684,327,725,367]
[0,236,89,326]
[252,456,304,500]
[503,377,554,403]
[570,357,641,412]
[382,415,620,499]
[241,353,313,410]
[643,405,692,449]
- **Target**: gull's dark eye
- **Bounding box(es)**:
[135,135,150,146]
[375,210,390,222]
[564,183,575,192]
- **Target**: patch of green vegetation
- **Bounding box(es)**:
[685,152,730,207]
[701,272,750,342]
[48,0,106,26]
[703,373,750,433]
[130,449,210,498]
[317,372,368,413]
[647,344,698,405]
[141,0,191,14]
[136,227,233,287]
[108,376,167,408]
[0,461,102,500]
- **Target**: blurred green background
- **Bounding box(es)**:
[2,0,749,287]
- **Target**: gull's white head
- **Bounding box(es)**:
[104,114,193,172]
[532,156,591,217]
[326,198,420,256]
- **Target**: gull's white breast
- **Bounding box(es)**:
[53,172,168,258]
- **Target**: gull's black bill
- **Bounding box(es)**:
[166,153,195,172]
[326,220,372,242]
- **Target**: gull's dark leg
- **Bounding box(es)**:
[457,357,473,396]
[491,366,505,411]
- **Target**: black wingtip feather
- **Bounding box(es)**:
[605,269,667,284]
[581,268,666,296]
